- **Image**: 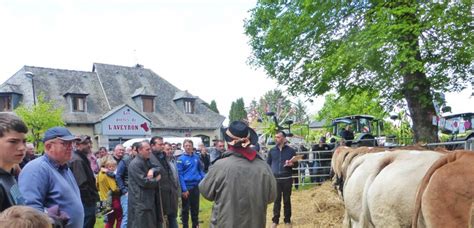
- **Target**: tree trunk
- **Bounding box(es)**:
[399,3,438,143]
[403,71,438,143]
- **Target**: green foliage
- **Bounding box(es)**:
[247,89,310,141]
[209,100,219,114]
[229,98,248,122]
[315,91,387,126]
[245,1,473,142]
[383,111,414,145]
[15,94,64,151]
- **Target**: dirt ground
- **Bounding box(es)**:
[266,181,344,228]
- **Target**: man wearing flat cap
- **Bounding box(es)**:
[19,127,84,228]
[199,121,277,228]
[69,135,100,228]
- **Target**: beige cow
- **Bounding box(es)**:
[338,149,443,227]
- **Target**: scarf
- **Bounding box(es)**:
[228,145,257,161]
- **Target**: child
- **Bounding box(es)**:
[96,159,122,228]
[0,205,52,228]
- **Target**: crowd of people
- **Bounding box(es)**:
[0,112,310,228]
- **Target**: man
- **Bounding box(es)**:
[197,143,210,173]
[112,144,125,164]
[116,142,139,228]
[127,141,162,228]
[177,139,205,228]
[200,121,277,227]
[96,147,108,168]
[150,136,179,228]
[19,143,36,169]
[209,140,225,164]
[267,131,296,227]
[311,137,331,183]
[19,126,84,228]
[0,113,28,212]
[341,125,354,147]
[69,135,100,228]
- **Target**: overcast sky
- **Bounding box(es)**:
[0,0,471,122]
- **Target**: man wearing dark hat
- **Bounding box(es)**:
[267,131,297,227]
[19,126,84,228]
[199,121,277,228]
[69,135,100,228]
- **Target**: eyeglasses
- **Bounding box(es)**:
[53,140,73,147]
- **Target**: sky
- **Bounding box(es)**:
[0,0,472,122]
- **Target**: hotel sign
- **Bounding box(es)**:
[102,106,151,136]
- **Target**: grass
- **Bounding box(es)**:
[94,196,213,228]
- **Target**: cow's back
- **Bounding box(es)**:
[363,150,443,227]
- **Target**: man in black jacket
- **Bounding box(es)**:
[116,142,139,228]
[69,135,100,228]
[0,113,28,212]
[150,137,179,228]
[267,131,296,227]
[128,140,162,228]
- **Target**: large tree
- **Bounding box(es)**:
[245,1,473,143]
[15,95,65,151]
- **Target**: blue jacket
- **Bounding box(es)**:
[19,155,84,228]
[266,144,296,179]
[177,152,205,192]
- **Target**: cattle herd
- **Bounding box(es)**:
[330,146,474,228]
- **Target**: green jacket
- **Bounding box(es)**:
[199,150,277,228]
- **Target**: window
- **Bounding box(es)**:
[72,96,86,112]
[0,95,12,111]
[184,100,194,114]
[142,97,154,112]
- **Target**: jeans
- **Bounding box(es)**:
[120,194,128,228]
[272,178,293,224]
[83,204,96,228]
[181,186,200,228]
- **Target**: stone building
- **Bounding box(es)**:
[0,63,225,150]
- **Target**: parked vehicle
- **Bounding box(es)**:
[331,115,384,147]
[438,112,474,149]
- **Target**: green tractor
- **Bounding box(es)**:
[330,115,383,147]
[438,112,474,149]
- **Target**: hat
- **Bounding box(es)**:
[222,121,258,148]
[77,135,91,144]
[43,127,79,143]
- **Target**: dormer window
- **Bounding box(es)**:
[142,96,154,112]
[131,87,156,113]
[0,95,12,111]
[184,100,194,114]
[72,95,86,112]
[63,85,89,113]
[173,90,197,114]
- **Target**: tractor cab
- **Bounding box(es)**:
[438,112,474,143]
[331,115,383,146]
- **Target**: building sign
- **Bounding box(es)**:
[102,106,151,136]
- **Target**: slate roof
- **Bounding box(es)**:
[173,90,197,100]
[1,63,225,130]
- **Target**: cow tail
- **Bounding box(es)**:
[360,157,393,228]
[412,155,450,228]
